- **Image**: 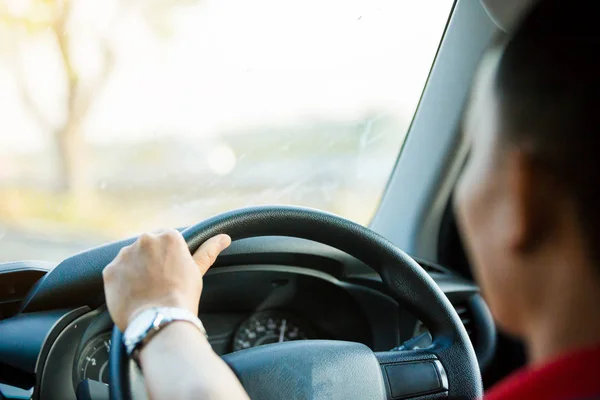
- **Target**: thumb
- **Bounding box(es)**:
[192,234,232,275]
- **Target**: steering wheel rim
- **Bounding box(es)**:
[109,205,482,399]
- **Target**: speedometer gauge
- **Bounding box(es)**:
[232,311,311,352]
[77,332,112,384]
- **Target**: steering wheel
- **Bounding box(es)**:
[109,206,482,399]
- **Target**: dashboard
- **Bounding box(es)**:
[74,309,322,385]
[63,265,401,395]
[0,237,495,400]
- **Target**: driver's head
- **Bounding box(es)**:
[455,0,600,345]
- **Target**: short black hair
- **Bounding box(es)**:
[490,0,600,265]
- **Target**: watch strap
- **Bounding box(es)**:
[123,307,207,365]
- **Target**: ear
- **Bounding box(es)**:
[502,150,552,253]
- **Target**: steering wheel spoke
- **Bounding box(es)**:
[376,349,448,399]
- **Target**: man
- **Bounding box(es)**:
[454,0,600,398]
[103,0,600,398]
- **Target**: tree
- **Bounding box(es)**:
[1,0,194,198]
[1,0,117,197]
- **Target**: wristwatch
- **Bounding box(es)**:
[123,307,208,365]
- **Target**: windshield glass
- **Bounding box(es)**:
[0,0,453,262]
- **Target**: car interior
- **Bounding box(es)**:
[0,0,529,399]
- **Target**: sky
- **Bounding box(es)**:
[0,0,453,153]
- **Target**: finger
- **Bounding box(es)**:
[136,232,156,249]
[103,243,133,276]
[114,243,133,261]
[192,234,231,275]
[158,228,186,246]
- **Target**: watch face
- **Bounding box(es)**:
[126,309,157,339]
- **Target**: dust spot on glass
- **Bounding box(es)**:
[359,116,384,149]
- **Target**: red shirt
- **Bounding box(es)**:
[485,344,600,400]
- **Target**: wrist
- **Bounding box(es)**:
[126,297,198,330]
[139,321,211,360]
[123,306,207,365]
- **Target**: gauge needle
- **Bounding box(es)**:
[279,319,287,342]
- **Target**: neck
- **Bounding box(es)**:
[525,267,600,365]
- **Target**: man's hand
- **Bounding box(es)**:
[103,229,231,332]
[103,230,248,400]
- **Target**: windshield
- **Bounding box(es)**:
[0,0,453,263]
